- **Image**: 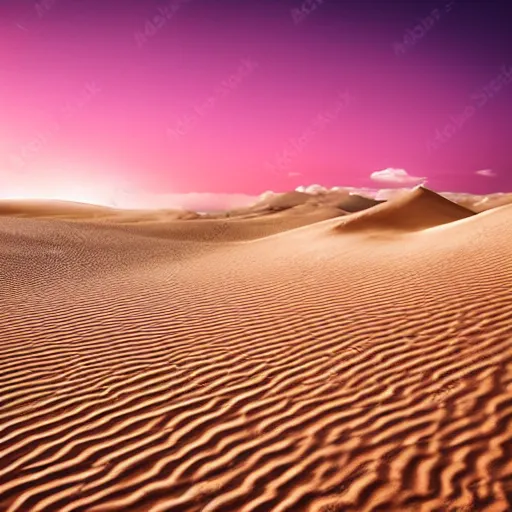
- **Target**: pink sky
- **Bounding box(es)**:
[1,0,511,207]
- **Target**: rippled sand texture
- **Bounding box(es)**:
[1,188,512,511]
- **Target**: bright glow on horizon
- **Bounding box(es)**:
[0,192,111,207]
[0,166,118,207]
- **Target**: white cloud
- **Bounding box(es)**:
[475,169,496,177]
[373,188,410,200]
[347,187,379,198]
[295,184,327,194]
[370,168,426,185]
[258,190,276,202]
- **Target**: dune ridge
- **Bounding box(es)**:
[2,186,511,223]
[1,191,512,511]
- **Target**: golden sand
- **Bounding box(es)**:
[1,187,511,511]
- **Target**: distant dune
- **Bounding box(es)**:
[331,192,384,213]
[380,189,512,213]
[469,194,512,212]
[0,187,509,220]
[0,199,114,217]
[1,187,512,511]
[335,186,476,232]
[258,190,312,210]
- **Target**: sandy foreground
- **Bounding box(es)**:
[1,187,512,511]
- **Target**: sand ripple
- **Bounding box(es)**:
[1,203,512,511]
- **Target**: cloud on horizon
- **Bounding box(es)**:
[295,184,330,194]
[370,168,427,185]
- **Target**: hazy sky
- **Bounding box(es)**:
[1,0,511,203]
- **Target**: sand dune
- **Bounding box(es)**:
[335,186,476,233]
[471,195,512,213]
[0,199,204,222]
[303,189,383,213]
[333,193,383,213]
[245,190,382,215]
[107,207,346,242]
[442,192,512,212]
[0,199,115,218]
[254,190,312,210]
[1,191,512,511]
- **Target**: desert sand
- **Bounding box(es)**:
[1,186,512,511]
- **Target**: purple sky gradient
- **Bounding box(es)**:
[1,0,511,204]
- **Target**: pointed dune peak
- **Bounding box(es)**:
[334,186,476,233]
